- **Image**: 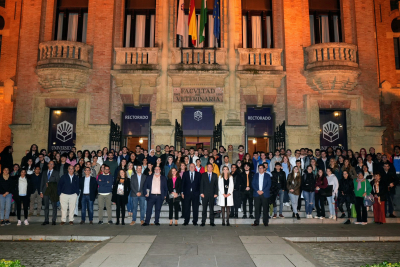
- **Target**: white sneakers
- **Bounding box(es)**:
[332,216,336,220]
[306,214,314,219]
[16,220,29,226]
[17,220,21,226]
[24,220,29,226]
[238,208,242,212]
[328,215,333,219]
[284,203,290,207]
[320,216,324,219]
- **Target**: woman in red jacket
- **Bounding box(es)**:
[195,159,205,174]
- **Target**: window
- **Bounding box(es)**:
[391,0,399,11]
[392,19,400,69]
[124,0,156,48]
[309,0,341,44]
[176,0,219,48]
[242,0,272,48]
[0,15,4,30]
[0,0,4,8]
[54,0,88,43]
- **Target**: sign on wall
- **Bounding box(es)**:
[319,110,347,150]
[123,106,150,136]
[246,107,274,137]
[173,88,224,102]
[48,109,77,155]
[182,107,214,136]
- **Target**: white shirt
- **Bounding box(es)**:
[258,173,264,191]
[137,174,142,191]
[83,176,91,194]
[367,161,374,173]
[19,177,28,196]
[68,174,74,183]
[47,169,53,181]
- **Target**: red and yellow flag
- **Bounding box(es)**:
[188,0,197,45]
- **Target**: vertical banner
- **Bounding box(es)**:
[246,107,274,136]
[123,106,150,136]
[182,107,214,136]
[319,110,347,150]
[48,109,77,155]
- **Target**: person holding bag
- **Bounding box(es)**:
[315,169,329,219]
[326,168,339,220]
[353,171,372,225]
[370,173,387,224]
[218,166,234,226]
[167,167,181,226]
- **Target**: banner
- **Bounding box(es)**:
[319,110,347,150]
[246,107,274,137]
[182,107,214,136]
[48,109,77,155]
[123,106,150,136]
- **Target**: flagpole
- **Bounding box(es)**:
[213,36,217,65]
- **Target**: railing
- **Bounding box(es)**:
[38,41,92,67]
[171,47,227,66]
[237,48,283,70]
[305,42,358,69]
[114,47,158,66]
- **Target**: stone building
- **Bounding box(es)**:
[0,0,394,160]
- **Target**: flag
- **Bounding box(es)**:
[177,0,185,38]
[213,0,220,40]
[188,0,197,45]
[199,0,207,44]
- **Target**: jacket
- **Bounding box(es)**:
[269,171,279,196]
[232,170,241,191]
[287,172,301,195]
[40,169,60,194]
[339,177,354,196]
[341,165,357,179]
[370,179,388,202]
[164,163,177,177]
[30,173,42,193]
[381,171,399,194]
[104,160,118,180]
[97,174,113,194]
[79,176,98,201]
[240,171,254,193]
[217,176,234,206]
[57,174,80,195]
[315,175,328,194]
[142,174,168,199]
[167,176,182,195]
[326,174,339,197]
[251,172,271,198]
[0,175,13,194]
[354,179,372,198]
[44,182,59,202]
[200,172,218,197]
[317,158,329,174]
[301,172,316,192]
[272,170,287,191]
[12,176,33,200]
[130,173,147,197]
[181,171,202,196]
[112,178,131,204]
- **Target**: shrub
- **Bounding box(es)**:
[361,262,400,267]
[0,260,25,267]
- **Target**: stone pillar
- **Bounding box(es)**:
[151,125,175,148]
[222,126,245,151]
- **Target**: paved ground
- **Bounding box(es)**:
[295,242,400,267]
[0,241,99,267]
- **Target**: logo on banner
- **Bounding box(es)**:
[322,121,339,143]
[194,110,203,121]
[56,121,74,142]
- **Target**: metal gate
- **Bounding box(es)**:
[213,120,222,149]
[174,120,183,151]
[109,119,122,151]
[274,120,286,151]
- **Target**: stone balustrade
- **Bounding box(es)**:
[304,42,358,69]
[237,48,283,71]
[114,47,159,69]
[38,40,92,68]
[170,47,228,70]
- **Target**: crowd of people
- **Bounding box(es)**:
[0,144,399,227]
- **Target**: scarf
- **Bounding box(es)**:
[356,177,365,191]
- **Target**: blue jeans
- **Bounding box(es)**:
[0,194,12,220]
[303,191,315,215]
[127,195,133,213]
[273,190,285,215]
[132,196,146,222]
[327,196,335,216]
[288,193,298,214]
[81,195,94,222]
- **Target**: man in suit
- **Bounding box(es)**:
[130,165,147,225]
[251,164,271,226]
[40,161,60,225]
[58,165,80,225]
[200,163,218,226]
[142,166,168,226]
[181,163,202,226]
[79,167,98,224]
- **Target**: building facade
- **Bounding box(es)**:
[0,0,395,160]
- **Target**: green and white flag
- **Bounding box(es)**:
[199,0,207,44]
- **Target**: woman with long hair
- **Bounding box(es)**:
[175,151,183,166]
[315,169,328,219]
[83,150,91,163]
[154,157,163,174]
[371,173,387,224]
[23,158,35,178]
[287,166,302,220]
[302,166,316,218]
[310,158,318,177]
[362,165,373,182]
[112,169,130,225]
[354,171,371,225]
[355,157,365,174]
[144,162,154,176]
[195,159,205,174]
[236,160,243,173]
[280,155,292,207]
[218,166,234,226]
[167,168,182,226]
[208,157,220,177]
[337,155,345,169]
[66,151,77,166]
[359,148,367,163]
[0,168,12,226]
[96,150,104,166]
[54,153,61,166]
[242,153,254,172]
[341,159,357,179]
[164,156,177,176]
[102,147,109,162]
[129,153,139,166]
[126,162,136,217]
[338,170,354,224]
[179,162,187,179]
[329,158,342,181]
[326,167,339,219]
[14,169,32,226]
[115,159,128,179]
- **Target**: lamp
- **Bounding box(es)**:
[334,111,340,117]
[139,138,143,144]
[54,110,61,115]
[252,139,257,144]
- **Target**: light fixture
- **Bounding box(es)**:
[54,110,61,115]
[139,138,143,144]
[334,111,340,117]
[252,139,257,144]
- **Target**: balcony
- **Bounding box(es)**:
[170,47,228,71]
[113,47,159,71]
[237,48,283,71]
[36,41,92,92]
[304,42,361,93]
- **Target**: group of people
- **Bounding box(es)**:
[0,144,399,227]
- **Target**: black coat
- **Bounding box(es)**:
[232,170,241,191]
[12,176,33,200]
[381,171,399,194]
[339,177,354,196]
[240,171,254,193]
[272,170,287,191]
[370,179,388,202]
[79,176,98,202]
[112,178,131,204]
[269,171,279,196]
[167,177,182,194]
[200,172,218,197]
[301,172,316,192]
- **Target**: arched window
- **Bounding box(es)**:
[124,0,156,48]
[391,0,399,11]
[0,0,4,8]
[392,18,400,69]
[0,15,4,30]
[242,0,272,48]
[54,0,88,43]
[309,0,341,44]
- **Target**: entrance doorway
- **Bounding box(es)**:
[247,137,270,156]
[184,136,212,150]
[127,136,148,152]
[245,107,274,153]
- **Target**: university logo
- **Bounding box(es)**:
[194,110,202,121]
[322,121,339,143]
[56,120,74,142]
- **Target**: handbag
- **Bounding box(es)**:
[319,185,333,197]
[351,204,357,218]
[363,180,374,207]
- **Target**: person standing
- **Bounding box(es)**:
[240,163,254,219]
[230,165,241,218]
[287,166,301,220]
[97,165,114,224]
[0,146,13,173]
[142,166,168,226]
[112,169,130,225]
[271,163,286,218]
[29,166,42,216]
[326,168,339,220]
[220,156,232,174]
[105,152,118,180]
[181,163,202,226]
[0,168,12,226]
[317,151,329,175]
[80,167,97,224]
[200,163,218,227]
[371,173,387,224]
[315,169,328,219]
[302,166,316,219]
[218,166,234,226]
[130,165,147,225]
[251,165,271,226]
[167,167,182,226]
[338,170,354,224]
[57,165,80,225]
[14,169,32,226]
[381,163,399,218]
[40,161,60,225]
[354,171,372,225]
